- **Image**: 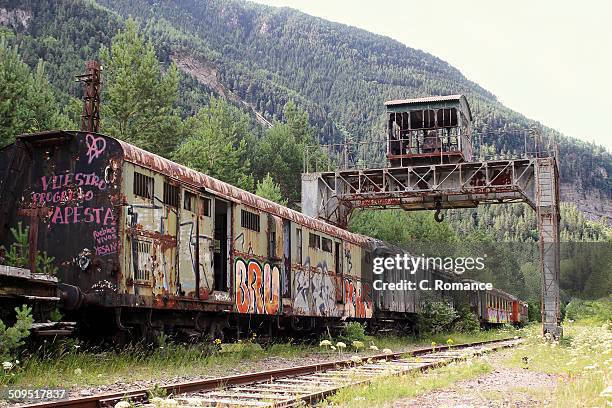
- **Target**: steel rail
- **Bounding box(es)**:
[18,337,520,408]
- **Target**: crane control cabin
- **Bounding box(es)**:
[385,95,473,167]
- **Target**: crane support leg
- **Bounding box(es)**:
[535,157,562,339]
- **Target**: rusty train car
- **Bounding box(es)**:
[465,281,528,326]
[0,130,522,341]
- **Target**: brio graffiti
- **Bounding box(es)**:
[235,258,280,315]
[343,277,373,319]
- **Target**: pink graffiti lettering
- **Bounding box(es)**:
[93,226,118,256]
[86,134,106,164]
[50,206,115,225]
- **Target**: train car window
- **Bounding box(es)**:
[163,182,180,207]
[309,232,320,249]
[133,172,154,200]
[268,216,276,258]
[135,240,151,282]
[296,228,303,263]
[241,209,260,232]
[321,237,332,253]
[184,191,196,212]
[201,197,211,217]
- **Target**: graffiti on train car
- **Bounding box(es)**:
[292,257,339,316]
[344,277,373,318]
[235,258,281,314]
[93,226,119,256]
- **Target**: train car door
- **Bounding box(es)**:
[213,199,230,292]
[334,241,343,302]
[282,220,291,298]
[178,191,214,298]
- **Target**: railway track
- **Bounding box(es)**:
[18,337,521,408]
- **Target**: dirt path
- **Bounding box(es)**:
[394,350,560,408]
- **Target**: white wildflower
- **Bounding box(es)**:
[336,342,346,349]
[350,355,362,364]
[319,340,332,347]
[583,365,596,370]
[369,345,379,351]
[382,348,393,355]
[352,340,364,349]
[114,402,131,408]
[599,386,612,398]
[2,362,13,370]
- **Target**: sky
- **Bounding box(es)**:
[250,0,612,151]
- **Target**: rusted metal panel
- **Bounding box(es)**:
[1,132,123,296]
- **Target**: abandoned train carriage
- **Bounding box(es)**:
[0,130,390,339]
[0,130,525,339]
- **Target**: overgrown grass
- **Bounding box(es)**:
[565,295,612,324]
[0,326,519,388]
[320,360,492,407]
[503,319,611,407]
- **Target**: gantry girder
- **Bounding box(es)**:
[302,156,562,338]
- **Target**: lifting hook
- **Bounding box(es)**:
[434,197,444,223]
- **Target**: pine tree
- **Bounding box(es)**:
[0,37,67,147]
[173,97,254,190]
[255,173,288,205]
[100,18,180,156]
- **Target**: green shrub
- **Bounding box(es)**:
[0,305,34,361]
[528,301,541,322]
[419,301,458,335]
[337,322,366,343]
[0,222,58,275]
[565,297,612,322]
[453,306,480,333]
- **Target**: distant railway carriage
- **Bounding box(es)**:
[466,280,527,326]
[0,130,526,340]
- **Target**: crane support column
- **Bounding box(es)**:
[535,157,562,338]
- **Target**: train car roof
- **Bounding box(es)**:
[384,94,472,121]
[462,279,518,300]
[15,130,372,246]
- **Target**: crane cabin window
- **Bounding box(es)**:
[241,209,260,232]
[437,108,458,127]
[163,182,180,208]
[133,172,154,200]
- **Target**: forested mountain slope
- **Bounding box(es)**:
[0,0,610,222]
